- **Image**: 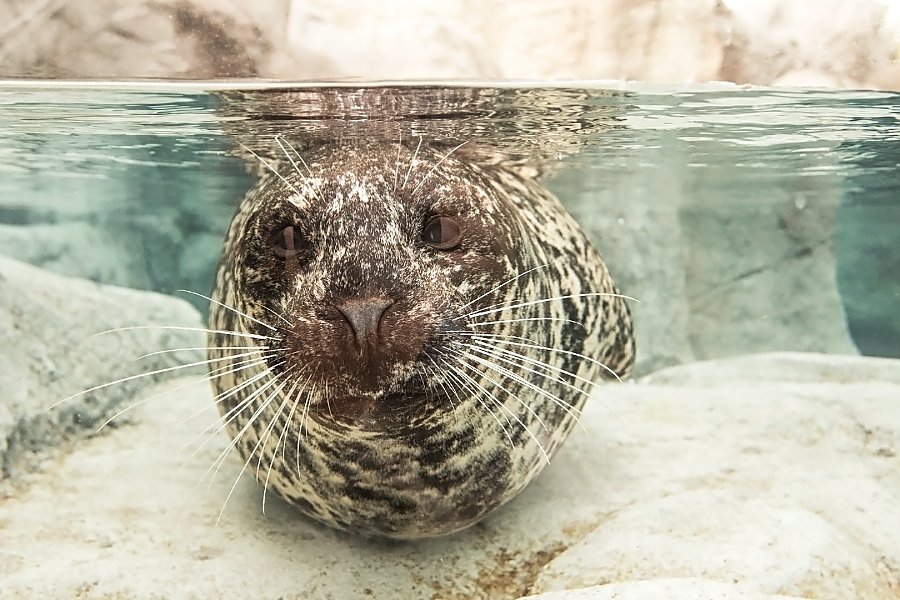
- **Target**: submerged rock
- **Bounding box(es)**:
[0,256,205,480]
[552,138,860,374]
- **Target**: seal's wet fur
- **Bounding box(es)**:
[209,140,635,539]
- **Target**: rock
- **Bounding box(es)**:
[528,353,900,598]
[642,352,900,385]
[721,0,896,89]
[0,352,897,598]
[284,0,726,82]
[836,142,900,359]
[0,222,147,289]
[522,579,804,600]
[550,138,859,374]
[678,157,856,360]
[548,140,693,374]
[0,0,333,79]
[0,255,205,480]
[2,0,900,90]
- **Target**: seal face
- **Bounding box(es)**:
[209,139,635,539]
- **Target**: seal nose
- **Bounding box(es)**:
[336,297,393,348]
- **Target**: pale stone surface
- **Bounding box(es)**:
[1,0,899,90]
[0,0,323,79]
[0,353,897,598]
[721,0,900,89]
[523,579,804,600]
[283,0,727,82]
[0,255,204,479]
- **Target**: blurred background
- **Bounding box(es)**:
[1,0,900,89]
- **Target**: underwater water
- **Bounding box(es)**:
[0,82,897,364]
[1,82,899,598]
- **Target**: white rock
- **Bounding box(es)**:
[0,255,205,479]
[3,0,900,90]
[0,353,897,599]
[522,578,803,600]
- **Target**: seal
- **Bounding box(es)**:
[208,137,635,539]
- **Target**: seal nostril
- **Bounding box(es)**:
[336,297,393,347]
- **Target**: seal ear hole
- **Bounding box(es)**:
[422,216,461,250]
[270,224,305,258]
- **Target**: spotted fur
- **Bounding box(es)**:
[208,139,635,539]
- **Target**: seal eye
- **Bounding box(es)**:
[271,225,302,258]
[422,216,461,250]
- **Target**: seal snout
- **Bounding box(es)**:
[336,296,393,351]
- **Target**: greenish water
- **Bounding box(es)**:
[0,82,897,365]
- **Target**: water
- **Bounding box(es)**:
[1,82,897,365]
[1,82,899,597]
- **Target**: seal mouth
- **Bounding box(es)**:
[320,380,431,425]
[379,389,428,406]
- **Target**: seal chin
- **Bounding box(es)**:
[323,387,430,428]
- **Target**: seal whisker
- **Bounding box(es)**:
[461,344,585,427]
[401,136,423,190]
[392,131,403,193]
[216,375,291,525]
[443,356,515,436]
[99,352,275,431]
[237,141,301,196]
[457,264,552,313]
[51,350,269,410]
[280,136,319,182]
[254,376,299,515]
[428,347,472,410]
[300,382,316,441]
[468,333,623,382]
[439,366,469,411]
[323,380,336,425]
[460,292,640,321]
[280,371,315,462]
[410,140,468,197]
[177,356,282,434]
[275,134,322,204]
[296,382,317,477]
[206,353,277,378]
[177,289,278,333]
[255,367,307,471]
[178,363,286,467]
[96,355,275,433]
[265,376,304,513]
[453,355,550,463]
[136,345,267,360]
[423,353,456,409]
[254,382,293,480]
[260,304,294,328]
[457,349,552,434]
[272,376,303,462]
[467,316,586,331]
[204,372,286,483]
[90,325,277,342]
[197,363,287,445]
[439,360,515,449]
[468,340,596,396]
